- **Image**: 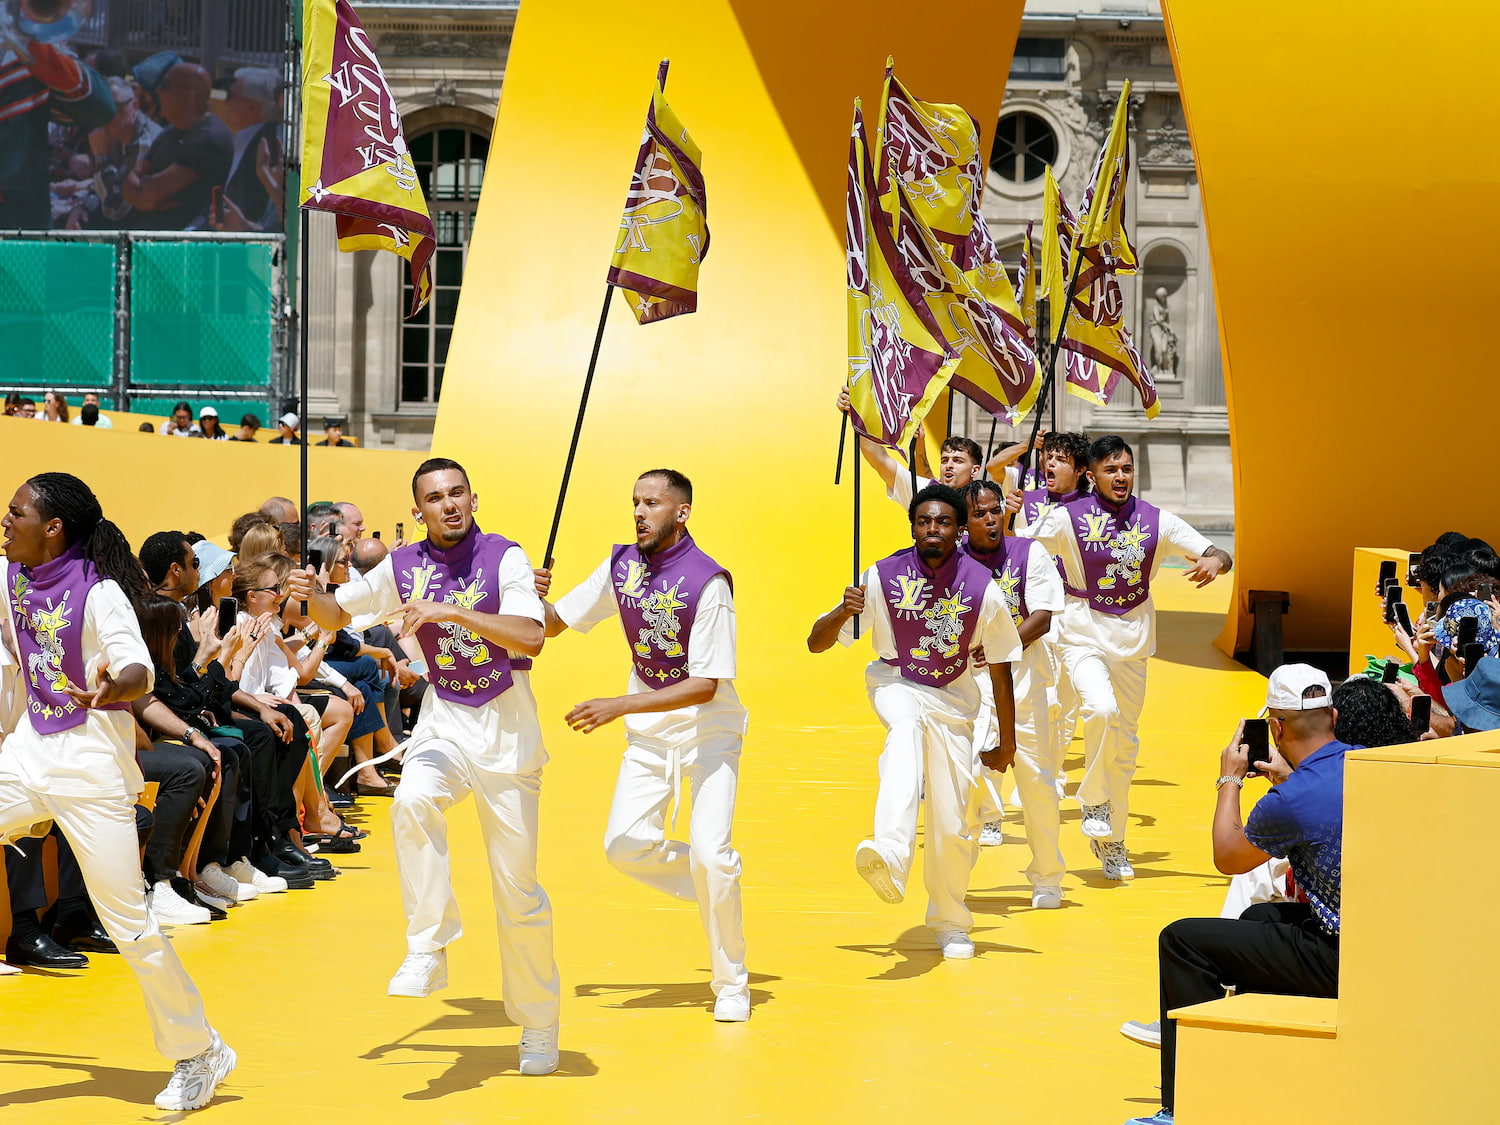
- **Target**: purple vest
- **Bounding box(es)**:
[874,546,993,687]
[610,532,729,690]
[962,538,1032,626]
[1021,486,1082,528]
[392,526,521,706]
[1062,495,1161,616]
[9,543,130,733]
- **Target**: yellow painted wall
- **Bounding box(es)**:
[0,414,418,552]
[1161,0,1500,654]
[434,0,1026,708]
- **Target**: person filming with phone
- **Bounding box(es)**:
[1117,664,1349,1125]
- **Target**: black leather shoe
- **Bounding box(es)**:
[51,920,118,954]
[273,841,337,878]
[6,932,89,968]
[254,853,315,889]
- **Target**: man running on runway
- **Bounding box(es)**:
[291,457,562,1075]
[1022,436,1232,880]
[537,468,751,1022]
[808,483,1022,957]
[0,473,234,1111]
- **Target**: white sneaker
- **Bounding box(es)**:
[854,841,903,904]
[1120,1018,1162,1048]
[151,879,211,926]
[1080,802,1114,838]
[191,881,234,911]
[155,1028,236,1110]
[388,949,448,997]
[1090,839,1135,880]
[978,820,1005,847]
[201,862,256,903]
[228,858,286,894]
[934,929,974,959]
[712,991,751,1022]
[518,1021,559,1075]
[1031,886,1064,909]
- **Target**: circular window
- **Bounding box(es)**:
[990,112,1058,183]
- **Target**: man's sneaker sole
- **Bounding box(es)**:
[154,1036,237,1111]
[1120,1020,1162,1049]
[388,973,448,997]
[854,842,902,904]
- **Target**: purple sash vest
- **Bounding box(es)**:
[392,526,520,706]
[962,537,1032,626]
[874,546,992,687]
[9,543,129,733]
[1062,495,1161,616]
[610,532,729,690]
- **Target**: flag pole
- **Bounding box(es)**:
[834,411,848,485]
[851,427,861,639]
[543,284,614,568]
[298,204,310,577]
[908,432,919,501]
[1007,257,1082,533]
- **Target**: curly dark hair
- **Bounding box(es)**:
[909,481,967,524]
[1332,677,1413,749]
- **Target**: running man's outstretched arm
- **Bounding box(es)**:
[565,677,718,733]
[837,387,905,492]
[808,584,865,652]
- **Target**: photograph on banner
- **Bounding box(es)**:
[1,0,287,233]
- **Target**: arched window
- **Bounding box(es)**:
[990,112,1057,184]
[400,125,489,405]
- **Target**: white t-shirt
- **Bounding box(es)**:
[70,414,113,429]
[887,472,935,512]
[334,542,549,773]
[1024,502,1214,661]
[554,559,746,745]
[159,421,202,437]
[0,567,153,798]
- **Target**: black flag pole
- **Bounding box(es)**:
[543,284,614,569]
[908,432,919,501]
[834,410,849,485]
[851,427,861,639]
[297,205,310,609]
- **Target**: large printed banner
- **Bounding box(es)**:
[2,0,288,233]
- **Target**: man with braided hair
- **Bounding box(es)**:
[0,473,234,1112]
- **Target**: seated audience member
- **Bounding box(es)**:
[5,831,111,967]
[198,407,228,440]
[70,392,113,428]
[228,413,261,441]
[229,511,276,554]
[268,413,301,445]
[237,520,285,562]
[304,501,343,540]
[16,398,37,418]
[138,422,155,433]
[159,401,201,437]
[348,536,427,736]
[1119,665,1346,1125]
[336,501,365,540]
[41,392,69,423]
[260,495,298,523]
[1439,656,1500,734]
[315,418,352,447]
[279,521,304,560]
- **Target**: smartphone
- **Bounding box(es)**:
[1457,615,1480,650]
[1409,694,1432,736]
[1425,600,1439,621]
[395,521,404,542]
[1381,660,1400,684]
[1464,642,1485,675]
[1407,552,1423,587]
[371,529,381,540]
[1377,559,1397,596]
[1478,581,1496,602]
[1241,718,1270,774]
[211,185,224,224]
[216,596,237,639]
[307,547,325,574]
[1392,601,1414,638]
[1383,582,1403,624]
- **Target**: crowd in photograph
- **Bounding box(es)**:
[2,392,359,446]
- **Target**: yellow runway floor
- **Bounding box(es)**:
[0,577,1267,1124]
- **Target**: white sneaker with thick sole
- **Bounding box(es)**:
[854,841,903,904]
[518,1021,559,1075]
[151,879,211,926]
[388,949,448,997]
[712,991,751,1022]
[1079,802,1114,839]
[155,1029,236,1111]
[1031,886,1063,909]
[227,858,286,894]
[1120,1018,1162,1048]
[978,820,1004,847]
[934,929,974,959]
[1090,839,1135,880]
[201,862,256,902]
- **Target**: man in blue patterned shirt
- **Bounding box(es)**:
[1120,664,1347,1125]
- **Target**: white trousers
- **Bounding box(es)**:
[1048,637,1078,755]
[1060,646,1149,843]
[603,731,748,1000]
[973,660,1066,889]
[866,662,978,933]
[390,739,560,1028]
[0,780,212,1061]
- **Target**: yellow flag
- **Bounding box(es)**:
[1077,81,1137,272]
[874,59,982,245]
[607,60,709,324]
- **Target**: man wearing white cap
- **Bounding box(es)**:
[268,413,300,444]
[1116,664,1349,1125]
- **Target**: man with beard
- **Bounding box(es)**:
[537,469,751,1023]
[808,483,1022,957]
[1023,436,1232,880]
[291,457,562,1076]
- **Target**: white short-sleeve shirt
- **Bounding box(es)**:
[555,558,746,744]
